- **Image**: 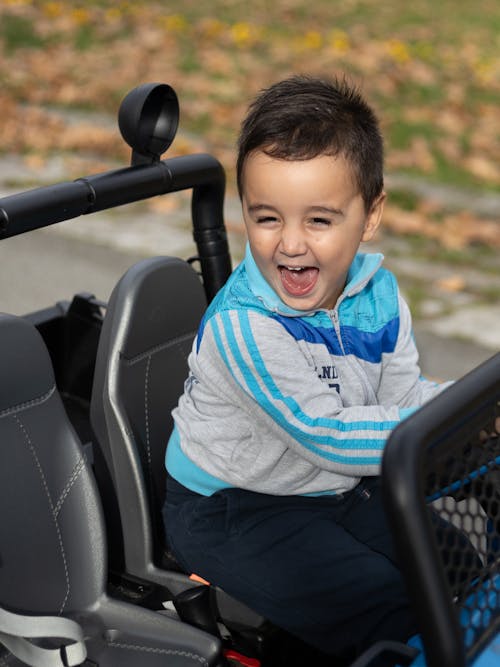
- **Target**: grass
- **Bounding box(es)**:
[398,281,429,320]
[388,121,440,150]
[387,190,421,211]
[0,0,499,202]
[389,231,500,274]
[0,13,47,51]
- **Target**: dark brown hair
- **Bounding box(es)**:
[236,74,384,211]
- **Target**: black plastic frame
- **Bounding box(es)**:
[0,154,231,302]
[382,352,500,667]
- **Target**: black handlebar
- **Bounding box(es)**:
[0,154,231,301]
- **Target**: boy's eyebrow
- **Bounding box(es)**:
[307,205,344,216]
[247,203,278,213]
[247,204,344,215]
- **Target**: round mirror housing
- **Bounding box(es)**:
[118,83,179,165]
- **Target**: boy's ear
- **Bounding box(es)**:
[361,192,386,242]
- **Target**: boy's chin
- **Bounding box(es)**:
[279,287,337,312]
[280,292,322,312]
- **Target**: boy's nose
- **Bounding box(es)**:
[279,226,307,257]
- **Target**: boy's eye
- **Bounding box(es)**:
[256,216,278,223]
[311,217,331,226]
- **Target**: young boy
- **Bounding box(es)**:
[163,75,450,659]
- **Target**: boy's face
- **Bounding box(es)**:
[241,151,385,311]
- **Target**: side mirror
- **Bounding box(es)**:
[118,83,179,166]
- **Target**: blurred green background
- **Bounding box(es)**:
[0,0,499,258]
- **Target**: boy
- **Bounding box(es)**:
[163,75,450,659]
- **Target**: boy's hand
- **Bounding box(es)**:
[479,416,500,442]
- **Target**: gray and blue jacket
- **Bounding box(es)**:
[166,245,450,497]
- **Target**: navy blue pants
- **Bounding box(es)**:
[163,474,416,658]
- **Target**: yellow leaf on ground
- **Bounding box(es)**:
[147,195,182,213]
[434,275,467,292]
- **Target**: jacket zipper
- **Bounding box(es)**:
[330,307,371,404]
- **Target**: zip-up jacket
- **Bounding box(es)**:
[166,245,451,496]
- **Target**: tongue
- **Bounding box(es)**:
[280,267,318,296]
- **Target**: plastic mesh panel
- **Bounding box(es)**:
[425,423,500,660]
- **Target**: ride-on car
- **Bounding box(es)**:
[0,83,499,667]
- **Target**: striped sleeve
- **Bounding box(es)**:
[200,308,404,475]
[377,292,453,407]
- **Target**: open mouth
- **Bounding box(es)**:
[278,265,319,297]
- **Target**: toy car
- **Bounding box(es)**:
[0,82,498,667]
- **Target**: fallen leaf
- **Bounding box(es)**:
[147,195,182,213]
[434,275,467,292]
[463,155,500,184]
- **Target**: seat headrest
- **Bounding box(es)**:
[106,256,206,360]
[0,313,55,413]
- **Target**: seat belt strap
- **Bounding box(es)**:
[0,606,86,667]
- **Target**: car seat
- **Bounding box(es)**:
[0,311,222,666]
[89,256,267,651]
